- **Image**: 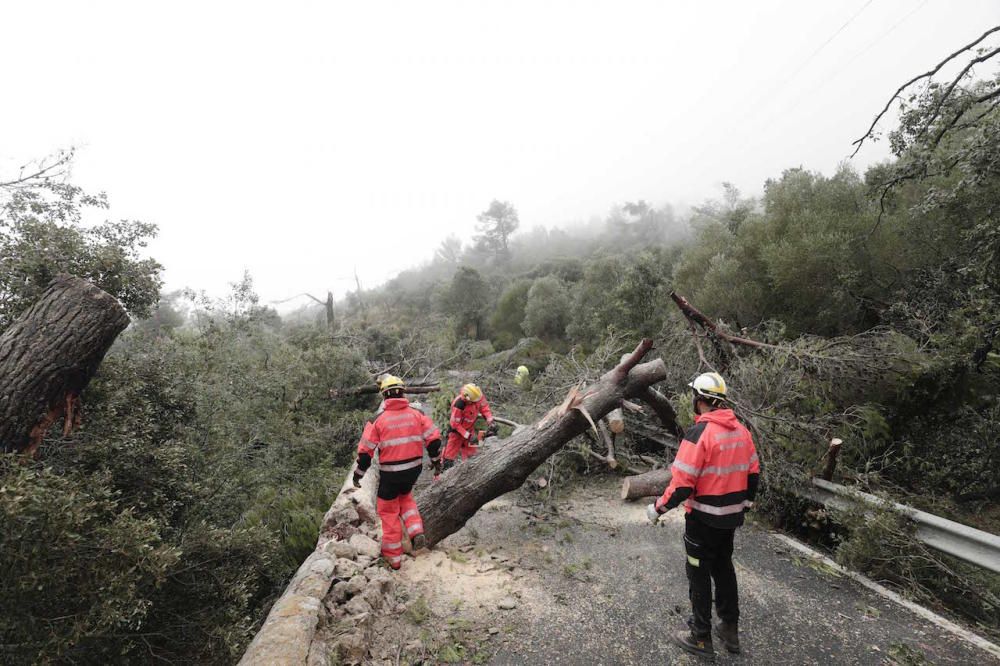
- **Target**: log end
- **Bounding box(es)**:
[620,479,630,501]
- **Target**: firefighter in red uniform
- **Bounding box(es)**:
[442,383,497,471]
[648,371,760,657]
[353,375,443,570]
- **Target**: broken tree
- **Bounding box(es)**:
[0,275,130,455]
[415,339,670,545]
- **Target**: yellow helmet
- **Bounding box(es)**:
[688,372,727,401]
[460,383,483,402]
[379,375,404,393]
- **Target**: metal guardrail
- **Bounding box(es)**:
[806,477,1000,574]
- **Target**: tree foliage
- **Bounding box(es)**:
[474,199,520,261]
[0,179,162,330]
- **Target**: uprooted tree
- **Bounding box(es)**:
[0,274,130,455]
[415,338,672,545]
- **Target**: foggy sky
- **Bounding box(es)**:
[2,1,998,306]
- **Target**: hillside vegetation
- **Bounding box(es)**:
[2,68,999,662]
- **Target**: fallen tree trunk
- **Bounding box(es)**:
[415,339,667,545]
[328,382,440,399]
[621,468,673,501]
[0,275,129,455]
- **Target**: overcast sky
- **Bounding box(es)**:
[2,1,998,306]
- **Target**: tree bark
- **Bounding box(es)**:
[328,382,440,399]
[636,387,684,439]
[0,275,130,455]
[415,339,666,545]
[621,468,673,501]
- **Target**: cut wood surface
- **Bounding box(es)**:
[415,338,667,545]
[621,468,673,501]
[607,407,625,434]
[0,275,129,455]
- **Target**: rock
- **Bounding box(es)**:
[290,554,336,598]
[356,556,373,568]
[492,553,510,563]
[366,570,395,595]
[394,603,407,613]
[333,630,367,664]
[322,505,360,533]
[330,581,351,603]
[355,501,378,524]
[488,627,500,635]
[345,595,373,616]
[345,575,367,596]
[459,544,475,553]
[405,638,424,651]
[325,539,359,560]
[335,558,362,580]
[497,597,518,610]
[350,534,381,559]
[361,586,384,610]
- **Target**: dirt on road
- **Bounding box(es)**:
[364,475,998,665]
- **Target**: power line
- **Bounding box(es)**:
[782,0,929,119]
[780,0,877,89]
[839,0,929,72]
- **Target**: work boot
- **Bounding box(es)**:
[714,621,740,654]
[673,630,714,659]
[411,534,427,551]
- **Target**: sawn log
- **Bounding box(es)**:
[621,468,673,501]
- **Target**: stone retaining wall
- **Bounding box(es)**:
[240,466,403,665]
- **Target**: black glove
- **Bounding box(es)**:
[487,422,499,436]
[352,470,364,488]
[431,459,443,475]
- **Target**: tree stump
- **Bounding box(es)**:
[0,275,129,455]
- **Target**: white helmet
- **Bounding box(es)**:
[688,372,728,401]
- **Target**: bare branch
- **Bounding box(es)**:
[850,25,1000,158]
[0,149,75,189]
[270,292,325,306]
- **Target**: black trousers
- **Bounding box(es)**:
[684,515,739,636]
[376,466,421,500]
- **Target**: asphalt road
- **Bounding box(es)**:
[428,476,998,666]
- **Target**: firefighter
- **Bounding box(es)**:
[442,383,497,470]
[514,364,531,389]
[647,371,760,657]
[353,375,443,570]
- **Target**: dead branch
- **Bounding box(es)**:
[328,382,440,399]
[850,25,1000,158]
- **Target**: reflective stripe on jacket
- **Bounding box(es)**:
[656,408,760,529]
[448,394,493,440]
[361,398,442,471]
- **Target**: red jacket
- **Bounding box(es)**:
[448,394,493,440]
[357,398,442,472]
[656,408,760,528]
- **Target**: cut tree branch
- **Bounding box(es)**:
[670,291,779,350]
[328,382,440,399]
